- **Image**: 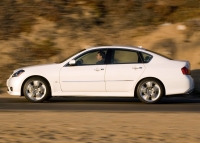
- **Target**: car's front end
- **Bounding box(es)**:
[7,69,27,96]
[7,63,62,97]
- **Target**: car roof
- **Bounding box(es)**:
[85,46,172,60]
[86,45,147,52]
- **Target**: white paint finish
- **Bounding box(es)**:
[51,91,134,97]
[162,76,194,95]
[105,64,145,91]
[141,60,194,95]
[59,65,106,92]
[6,46,194,99]
[7,63,62,95]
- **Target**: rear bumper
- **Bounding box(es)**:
[184,88,194,94]
[185,75,195,94]
[165,75,194,95]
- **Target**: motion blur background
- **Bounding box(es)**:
[0,0,199,93]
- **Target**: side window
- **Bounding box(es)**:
[141,52,153,63]
[74,50,107,65]
[112,50,140,64]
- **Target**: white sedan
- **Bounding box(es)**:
[7,46,194,103]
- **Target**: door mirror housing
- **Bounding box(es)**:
[69,60,76,65]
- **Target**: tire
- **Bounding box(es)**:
[23,77,51,103]
[137,78,164,104]
[45,95,52,101]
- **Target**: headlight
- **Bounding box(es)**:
[12,70,25,77]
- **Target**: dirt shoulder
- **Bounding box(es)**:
[0,111,200,143]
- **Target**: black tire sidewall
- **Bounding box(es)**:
[137,78,164,104]
[23,77,51,103]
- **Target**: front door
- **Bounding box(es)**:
[60,49,108,92]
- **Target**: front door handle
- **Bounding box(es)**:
[94,68,104,71]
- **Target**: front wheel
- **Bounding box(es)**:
[137,78,164,104]
[23,77,51,103]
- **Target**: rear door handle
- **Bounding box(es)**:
[133,67,142,69]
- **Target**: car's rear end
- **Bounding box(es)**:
[140,50,194,96]
[162,59,194,95]
[178,60,194,94]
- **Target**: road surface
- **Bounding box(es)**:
[0,94,200,112]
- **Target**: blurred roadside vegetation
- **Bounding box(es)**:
[9,39,60,66]
[0,0,200,40]
[0,0,200,92]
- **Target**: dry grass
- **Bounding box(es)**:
[0,111,200,143]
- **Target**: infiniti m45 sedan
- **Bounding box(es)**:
[7,46,194,103]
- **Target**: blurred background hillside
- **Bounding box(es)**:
[0,0,200,93]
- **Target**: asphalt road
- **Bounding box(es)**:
[0,94,200,112]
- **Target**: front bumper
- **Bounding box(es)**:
[7,77,23,96]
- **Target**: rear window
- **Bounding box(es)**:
[145,49,172,60]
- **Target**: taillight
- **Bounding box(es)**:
[181,67,191,75]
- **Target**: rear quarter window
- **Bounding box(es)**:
[140,52,153,63]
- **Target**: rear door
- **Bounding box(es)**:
[105,49,145,92]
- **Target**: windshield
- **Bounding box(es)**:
[56,49,86,63]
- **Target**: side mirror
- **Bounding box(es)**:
[68,60,76,65]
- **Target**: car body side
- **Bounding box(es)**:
[139,55,194,95]
[7,46,194,97]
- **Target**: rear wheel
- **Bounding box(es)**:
[23,77,51,103]
[137,78,164,104]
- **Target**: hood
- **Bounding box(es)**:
[13,63,59,73]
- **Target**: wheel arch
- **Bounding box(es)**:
[134,77,166,98]
[21,75,52,96]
